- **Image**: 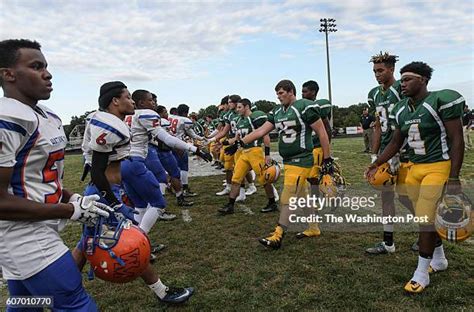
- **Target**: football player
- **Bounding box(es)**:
[366,52,415,254]
[367,61,465,293]
[168,104,207,196]
[236,80,333,249]
[74,81,195,303]
[218,98,278,214]
[149,105,194,207]
[0,39,111,310]
[210,95,255,200]
[302,80,332,196]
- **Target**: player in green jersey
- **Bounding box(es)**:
[233,80,333,249]
[366,52,415,255]
[302,80,332,195]
[218,98,278,214]
[367,61,465,293]
[208,96,229,168]
[211,95,255,200]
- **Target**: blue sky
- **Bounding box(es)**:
[1,0,472,123]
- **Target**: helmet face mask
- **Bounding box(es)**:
[84,217,151,283]
[435,193,473,243]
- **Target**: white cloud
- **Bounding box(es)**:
[1,0,472,82]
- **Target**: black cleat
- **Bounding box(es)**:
[159,287,194,304]
[260,201,278,213]
[218,203,234,215]
[183,189,197,197]
[258,225,284,250]
[177,195,194,206]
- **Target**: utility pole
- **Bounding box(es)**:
[319,18,337,128]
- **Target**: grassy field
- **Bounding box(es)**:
[3,136,474,311]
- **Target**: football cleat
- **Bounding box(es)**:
[296,224,321,238]
[183,189,197,197]
[159,287,194,304]
[258,225,284,249]
[245,184,257,196]
[177,195,194,207]
[428,260,448,274]
[218,203,234,215]
[404,280,426,294]
[435,193,472,243]
[83,217,151,283]
[261,160,281,184]
[365,241,395,254]
[260,202,278,213]
[159,210,176,221]
[216,186,231,196]
[366,162,397,188]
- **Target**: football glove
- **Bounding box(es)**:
[370,154,378,164]
[112,204,139,225]
[224,140,243,155]
[320,157,334,175]
[69,194,113,227]
[194,148,212,162]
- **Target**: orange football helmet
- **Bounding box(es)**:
[84,219,151,283]
[262,160,281,184]
[435,193,473,243]
[367,162,397,188]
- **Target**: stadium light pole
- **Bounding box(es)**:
[319,18,337,128]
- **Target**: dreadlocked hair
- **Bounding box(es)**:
[369,51,399,67]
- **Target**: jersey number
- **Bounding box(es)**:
[42,150,65,204]
[407,124,426,155]
[376,104,394,132]
[276,120,297,144]
[169,118,178,134]
[96,133,107,145]
[124,115,132,127]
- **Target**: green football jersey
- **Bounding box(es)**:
[208,119,219,132]
[390,89,464,163]
[193,119,206,136]
[312,99,331,148]
[218,110,227,126]
[368,80,403,152]
[224,109,240,138]
[236,110,268,149]
[268,99,320,167]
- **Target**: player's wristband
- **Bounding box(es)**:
[264,146,270,156]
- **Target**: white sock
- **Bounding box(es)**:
[134,207,147,224]
[248,182,255,189]
[239,187,245,197]
[250,170,256,181]
[140,207,161,234]
[431,245,448,270]
[383,224,394,232]
[181,171,189,185]
[148,279,168,299]
[159,183,167,195]
[412,256,431,287]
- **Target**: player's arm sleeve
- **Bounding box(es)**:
[185,123,204,140]
[438,90,465,121]
[0,120,28,167]
[267,109,275,125]
[89,129,122,153]
[90,151,120,206]
[252,114,268,128]
[302,103,321,124]
[138,113,161,133]
[151,127,197,152]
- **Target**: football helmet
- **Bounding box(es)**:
[84,216,151,283]
[367,162,397,187]
[435,193,473,243]
[261,160,281,184]
[318,161,347,197]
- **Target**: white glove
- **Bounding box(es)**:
[388,155,400,173]
[370,154,378,164]
[69,194,113,226]
[207,137,216,143]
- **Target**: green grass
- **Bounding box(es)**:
[3,136,474,311]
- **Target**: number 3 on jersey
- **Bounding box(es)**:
[42,150,65,204]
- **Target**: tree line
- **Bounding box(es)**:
[64,102,370,138]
